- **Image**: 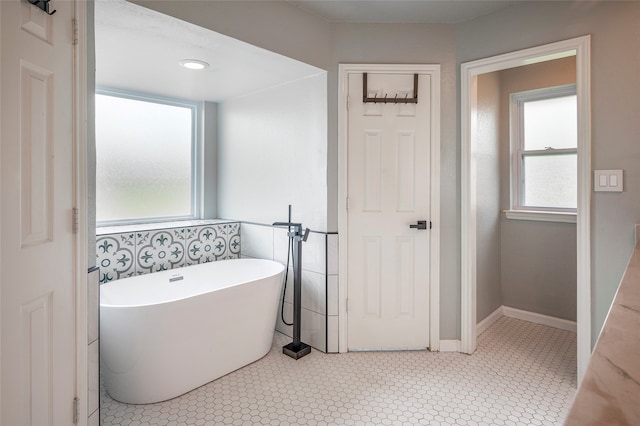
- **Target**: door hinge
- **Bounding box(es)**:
[72,19,79,46]
[72,207,79,234]
[346,298,349,313]
[346,197,349,211]
[346,96,350,110]
[73,397,79,424]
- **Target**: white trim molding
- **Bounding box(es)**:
[477,305,577,335]
[338,63,441,353]
[476,306,504,336]
[461,36,591,383]
[74,0,89,424]
[509,84,578,213]
[503,210,577,224]
[439,340,461,353]
[503,306,577,333]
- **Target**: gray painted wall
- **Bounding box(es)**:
[217,74,328,230]
[476,72,503,322]
[501,220,577,320]
[498,58,577,322]
[131,0,640,342]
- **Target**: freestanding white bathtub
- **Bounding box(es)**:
[100,258,285,404]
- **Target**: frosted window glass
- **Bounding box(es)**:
[524,95,577,150]
[96,94,193,222]
[523,154,577,209]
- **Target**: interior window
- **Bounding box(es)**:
[95,88,200,225]
[511,85,577,211]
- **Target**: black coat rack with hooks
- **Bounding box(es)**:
[363,73,418,104]
[28,0,56,16]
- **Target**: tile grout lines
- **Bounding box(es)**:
[101,316,576,426]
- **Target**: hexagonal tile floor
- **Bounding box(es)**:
[101,316,576,425]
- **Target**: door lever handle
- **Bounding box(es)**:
[409,220,428,230]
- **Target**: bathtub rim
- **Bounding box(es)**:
[99,258,285,309]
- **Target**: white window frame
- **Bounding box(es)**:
[95,87,203,226]
[507,84,577,223]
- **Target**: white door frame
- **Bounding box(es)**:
[74,0,90,423]
[460,36,591,382]
[338,63,441,352]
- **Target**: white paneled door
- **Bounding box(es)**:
[1,1,78,424]
[347,73,431,350]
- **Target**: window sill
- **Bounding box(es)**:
[96,219,238,236]
[503,210,576,224]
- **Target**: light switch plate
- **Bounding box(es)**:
[594,169,623,192]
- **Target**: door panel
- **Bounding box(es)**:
[1,1,77,424]
[347,73,431,350]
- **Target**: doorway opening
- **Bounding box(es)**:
[461,36,591,383]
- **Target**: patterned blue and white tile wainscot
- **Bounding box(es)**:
[96,220,240,283]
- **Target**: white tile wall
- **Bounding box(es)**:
[240,223,274,260]
[327,275,339,316]
[88,268,99,344]
[327,233,339,275]
[281,267,294,304]
[87,266,100,422]
[301,270,326,315]
[275,301,326,352]
[277,231,328,351]
[272,227,290,265]
[327,315,340,353]
[301,231,326,274]
[276,301,293,336]
[301,308,327,352]
[327,233,339,352]
[275,267,295,332]
[88,411,99,426]
[88,340,99,415]
[239,223,338,353]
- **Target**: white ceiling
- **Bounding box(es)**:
[94,0,323,102]
[95,0,522,102]
[287,0,519,24]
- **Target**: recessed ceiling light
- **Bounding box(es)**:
[179,59,209,70]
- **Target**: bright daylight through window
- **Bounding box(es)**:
[95,88,200,224]
[511,84,577,213]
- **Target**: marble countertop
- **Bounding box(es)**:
[565,227,640,425]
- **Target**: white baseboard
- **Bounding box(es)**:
[439,340,461,352]
[476,306,503,336]
[443,306,575,354]
[502,306,577,332]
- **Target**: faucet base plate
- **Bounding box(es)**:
[283,342,311,360]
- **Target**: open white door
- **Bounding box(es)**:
[1,0,81,424]
[346,72,431,350]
